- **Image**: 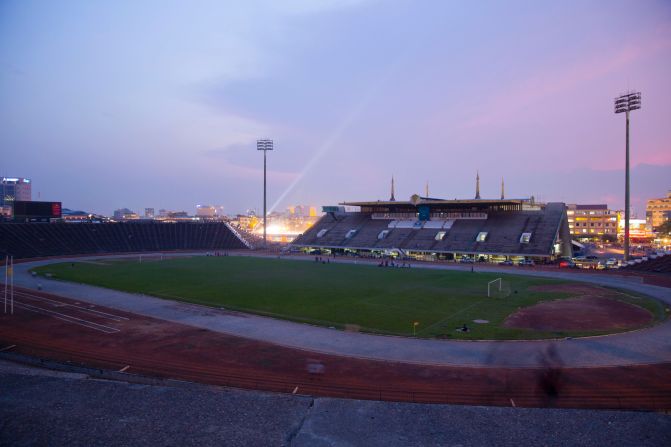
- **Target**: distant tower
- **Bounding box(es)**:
[390,176,396,201]
[501,177,505,200]
[475,171,481,200]
[425,181,429,198]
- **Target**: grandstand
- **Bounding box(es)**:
[0,221,250,259]
[621,254,671,274]
[292,196,572,261]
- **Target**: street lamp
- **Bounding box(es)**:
[257,139,274,248]
[614,91,641,262]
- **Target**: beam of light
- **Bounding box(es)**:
[268,56,405,215]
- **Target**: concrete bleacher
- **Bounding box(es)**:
[299,213,371,248]
[402,227,442,251]
[622,254,671,274]
[293,203,568,258]
[0,222,249,259]
[374,228,415,249]
[346,219,389,248]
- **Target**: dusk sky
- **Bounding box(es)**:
[1,0,670,216]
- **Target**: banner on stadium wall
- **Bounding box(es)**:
[418,205,430,221]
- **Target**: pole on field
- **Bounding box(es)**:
[488,278,502,298]
[10,256,13,314]
[3,256,7,314]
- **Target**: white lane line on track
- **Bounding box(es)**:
[119,365,130,372]
[0,345,16,352]
[14,291,129,322]
[14,301,120,334]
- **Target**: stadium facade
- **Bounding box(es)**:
[292,191,572,262]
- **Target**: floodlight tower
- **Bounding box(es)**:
[614,91,641,262]
[257,139,274,248]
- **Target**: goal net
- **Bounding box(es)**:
[487,278,511,298]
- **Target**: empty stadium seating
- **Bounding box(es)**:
[294,203,568,258]
[0,222,249,259]
[621,254,671,274]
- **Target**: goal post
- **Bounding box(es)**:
[488,278,502,298]
[488,278,511,298]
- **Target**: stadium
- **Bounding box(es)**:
[2,197,671,415]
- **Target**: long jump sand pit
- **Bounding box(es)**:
[504,284,654,332]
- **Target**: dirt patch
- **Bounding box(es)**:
[504,296,653,332]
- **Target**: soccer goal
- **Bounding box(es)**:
[487,278,511,298]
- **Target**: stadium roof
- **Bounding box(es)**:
[574,204,608,210]
[340,198,526,207]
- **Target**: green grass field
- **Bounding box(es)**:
[32,256,665,340]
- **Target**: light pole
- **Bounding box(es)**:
[614,92,641,262]
[257,139,274,248]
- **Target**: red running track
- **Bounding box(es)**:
[1,286,670,410]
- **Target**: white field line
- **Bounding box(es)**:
[14,301,120,334]
[147,289,188,301]
[14,291,129,322]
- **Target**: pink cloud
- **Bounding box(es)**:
[457,27,671,131]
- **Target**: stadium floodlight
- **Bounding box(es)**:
[614,92,642,262]
[257,139,274,248]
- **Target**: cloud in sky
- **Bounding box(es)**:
[1,0,670,215]
[457,26,671,133]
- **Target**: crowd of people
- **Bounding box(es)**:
[377,260,411,268]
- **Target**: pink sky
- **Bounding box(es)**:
[1,1,669,216]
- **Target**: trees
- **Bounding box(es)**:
[655,221,671,236]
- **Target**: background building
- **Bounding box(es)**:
[289,205,318,217]
[113,208,139,220]
[1,177,32,217]
[566,204,618,240]
[144,208,155,218]
[196,205,216,218]
[618,216,652,241]
[646,191,671,230]
[1,177,32,206]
